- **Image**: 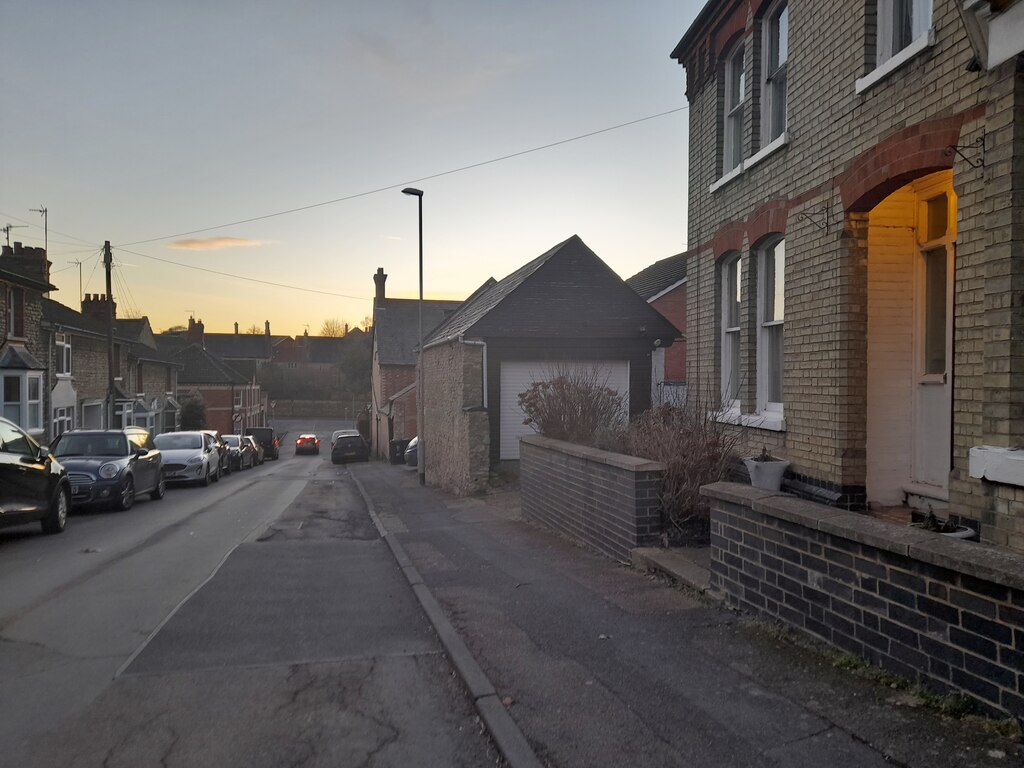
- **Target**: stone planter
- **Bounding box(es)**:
[742,457,790,491]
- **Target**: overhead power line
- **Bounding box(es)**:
[117,106,688,247]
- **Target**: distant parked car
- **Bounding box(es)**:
[222,434,255,471]
[331,429,361,449]
[295,434,320,455]
[200,430,230,476]
[153,431,221,486]
[244,435,265,465]
[51,427,164,511]
[331,433,369,464]
[404,436,418,467]
[244,427,279,460]
[0,416,71,534]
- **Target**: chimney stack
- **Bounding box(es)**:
[234,322,239,335]
[2,242,51,288]
[82,293,117,322]
[187,317,205,346]
[265,320,271,337]
[373,267,387,305]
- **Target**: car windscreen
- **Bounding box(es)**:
[223,435,241,447]
[337,436,364,448]
[154,433,203,450]
[53,434,130,457]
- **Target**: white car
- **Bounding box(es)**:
[153,431,221,486]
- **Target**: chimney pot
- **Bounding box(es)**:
[234,322,239,334]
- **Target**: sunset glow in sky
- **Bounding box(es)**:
[1,1,702,337]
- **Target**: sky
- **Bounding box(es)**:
[1,0,703,337]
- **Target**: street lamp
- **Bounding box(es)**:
[402,187,426,486]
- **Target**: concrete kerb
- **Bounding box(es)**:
[350,472,545,768]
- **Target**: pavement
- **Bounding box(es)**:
[353,460,1024,768]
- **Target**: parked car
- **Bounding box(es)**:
[51,427,164,511]
[331,429,361,449]
[153,431,221,485]
[404,436,418,467]
[244,435,265,465]
[331,433,369,464]
[295,434,320,455]
[0,416,71,534]
[244,426,279,460]
[222,434,255,471]
[200,429,230,476]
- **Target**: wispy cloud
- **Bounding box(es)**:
[385,235,403,241]
[169,237,274,251]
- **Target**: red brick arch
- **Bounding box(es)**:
[837,114,968,213]
[712,220,746,259]
[747,199,789,246]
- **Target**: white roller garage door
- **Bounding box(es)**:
[499,360,629,460]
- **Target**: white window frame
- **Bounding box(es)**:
[53,405,74,437]
[720,254,742,412]
[723,40,746,174]
[55,332,72,377]
[2,371,44,434]
[6,285,25,339]
[757,237,786,428]
[857,0,934,93]
[761,0,788,147]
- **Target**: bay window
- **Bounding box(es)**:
[2,371,44,432]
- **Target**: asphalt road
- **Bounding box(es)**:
[1,419,497,767]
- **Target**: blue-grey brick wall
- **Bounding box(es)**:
[703,482,1024,719]
[520,435,665,562]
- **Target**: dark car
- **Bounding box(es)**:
[222,434,255,471]
[331,434,369,464]
[295,434,319,455]
[404,436,418,467]
[51,427,165,511]
[0,416,71,535]
[244,426,279,460]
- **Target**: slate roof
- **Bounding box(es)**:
[0,344,44,370]
[170,343,248,385]
[626,251,690,301]
[425,235,680,345]
[42,298,112,339]
[203,333,273,360]
[0,266,54,293]
[373,299,464,366]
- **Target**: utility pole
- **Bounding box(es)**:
[29,206,47,254]
[2,224,27,246]
[104,241,116,429]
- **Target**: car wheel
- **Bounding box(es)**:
[151,471,166,500]
[42,485,69,534]
[201,466,211,487]
[117,477,135,511]
[212,463,221,482]
[223,460,232,476]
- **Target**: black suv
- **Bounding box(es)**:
[0,417,71,535]
[50,427,164,511]
[244,426,279,460]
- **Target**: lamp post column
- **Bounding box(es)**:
[402,187,426,486]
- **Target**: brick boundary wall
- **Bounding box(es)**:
[702,483,1024,718]
[520,435,665,562]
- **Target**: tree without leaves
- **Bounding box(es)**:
[320,318,346,337]
[246,324,261,335]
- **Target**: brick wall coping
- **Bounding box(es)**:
[521,434,666,473]
[701,483,1024,592]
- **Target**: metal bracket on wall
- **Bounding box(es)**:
[945,135,985,169]
[794,202,829,232]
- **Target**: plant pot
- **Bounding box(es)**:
[911,522,976,540]
[743,457,790,491]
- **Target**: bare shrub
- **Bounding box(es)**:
[620,381,741,543]
[518,365,626,450]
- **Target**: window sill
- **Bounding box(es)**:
[744,132,789,171]
[855,29,935,94]
[968,445,1024,487]
[709,132,789,193]
[712,408,786,432]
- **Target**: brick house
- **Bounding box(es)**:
[671,0,1024,548]
[158,320,267,434]
[41,297,182,438]
[0,243,54,439]
[421,235,679,495]
[626,251,689,406]
[369,267,462,460]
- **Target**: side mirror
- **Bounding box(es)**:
[136,447,148,457]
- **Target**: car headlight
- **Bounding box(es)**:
[98,463,121,479]
[186,455,204,465]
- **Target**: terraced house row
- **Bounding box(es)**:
[672,0,1024,551]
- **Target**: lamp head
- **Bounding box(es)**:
[401,187,424,197]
